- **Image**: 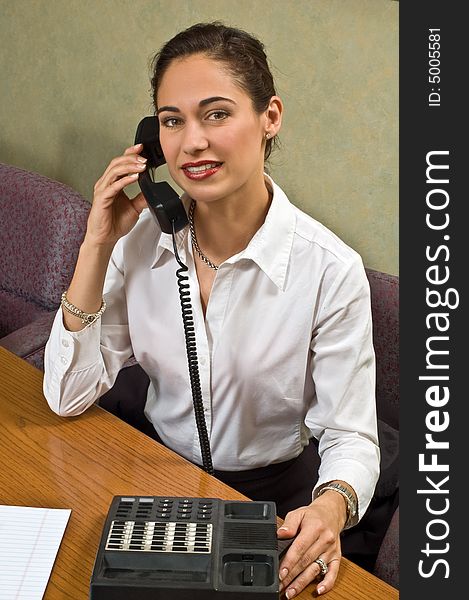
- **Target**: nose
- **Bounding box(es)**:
[181,120,209,155]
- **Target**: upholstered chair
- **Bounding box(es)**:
[0,162,89,369]
[373,505,399,589]
[366,268,399,432]
[366,268,399,589]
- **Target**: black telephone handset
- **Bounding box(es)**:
[134,117,213,475]
[134,116,188,234]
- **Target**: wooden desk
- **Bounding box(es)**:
[0,347,397,599]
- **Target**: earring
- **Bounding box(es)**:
[265,132,271,140]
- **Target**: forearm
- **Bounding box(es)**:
[44,241,133,417]
[313,431,380,524]
[63,238,115,331]
[43,307,104,415]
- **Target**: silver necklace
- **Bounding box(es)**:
[188,200,219,270]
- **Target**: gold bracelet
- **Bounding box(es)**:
[60,291,106,325]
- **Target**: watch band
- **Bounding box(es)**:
[318,482,357,530]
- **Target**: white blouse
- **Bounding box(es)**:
[43,176,380,521]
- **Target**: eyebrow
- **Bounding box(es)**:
[157,96,236,115]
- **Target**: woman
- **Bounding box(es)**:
[44,22,380,597]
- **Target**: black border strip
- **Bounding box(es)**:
[400,2,465,597]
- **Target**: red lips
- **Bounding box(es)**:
[181,161,223,180]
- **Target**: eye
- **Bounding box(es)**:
[161,117,182,128]
[207,110,229,121]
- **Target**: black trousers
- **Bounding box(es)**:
[99,364,399,572]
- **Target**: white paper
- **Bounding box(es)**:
[0,505,71,600]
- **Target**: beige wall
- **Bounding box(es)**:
[0,0,398,275]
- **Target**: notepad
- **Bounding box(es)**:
[0,505,71,600]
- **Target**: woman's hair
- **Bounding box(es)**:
[150,21,278,160]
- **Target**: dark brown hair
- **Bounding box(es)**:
[150,21,278,160]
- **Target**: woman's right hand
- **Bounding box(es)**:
[85,143,149,248]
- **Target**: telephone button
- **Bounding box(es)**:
[177,508,192,515]
[156,512,170,519]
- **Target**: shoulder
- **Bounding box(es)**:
[271,178,363,269]
[111,208,162,269]
[130,207,161,236]
[295,206,359,264]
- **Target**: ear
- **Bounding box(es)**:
[264,95,283,137]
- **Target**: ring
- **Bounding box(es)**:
[314,557,328,577]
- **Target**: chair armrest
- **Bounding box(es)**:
[0,311,56,370]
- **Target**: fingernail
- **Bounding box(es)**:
[279,568,288,580]
[278,526,289,532]
[286,588,296,599]
[137,156,147,163]
[317,585,326,595]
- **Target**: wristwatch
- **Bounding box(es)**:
[317,482,358,530]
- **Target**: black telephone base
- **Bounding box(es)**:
[89,495,280,599]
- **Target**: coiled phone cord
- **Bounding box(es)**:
[172,224,214,475]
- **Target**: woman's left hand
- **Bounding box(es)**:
[277,491,347,597]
